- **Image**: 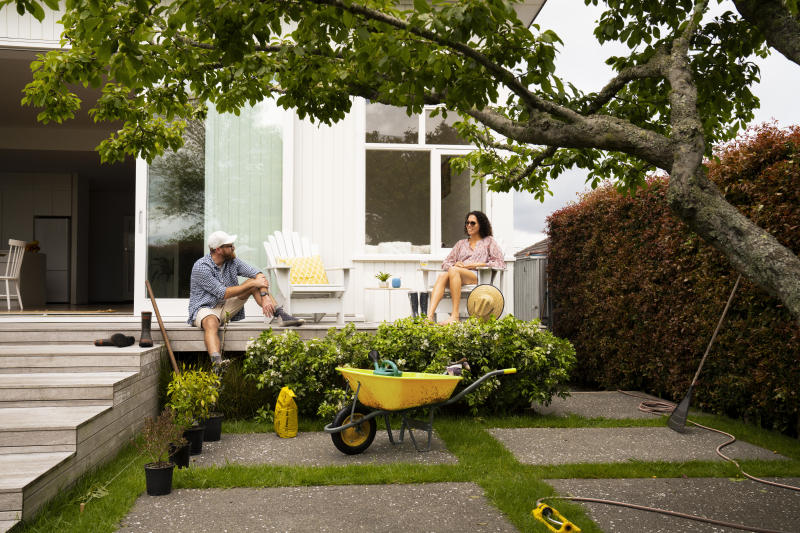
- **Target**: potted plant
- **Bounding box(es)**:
[375,271,391,288]
[168,411,192,468]
[167,366,220,455]
[133,408,186,496]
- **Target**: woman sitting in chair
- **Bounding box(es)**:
[428,210,506,324]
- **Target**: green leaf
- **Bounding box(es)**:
[413,0,431,14]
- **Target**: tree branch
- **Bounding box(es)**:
[465,106,675,172]
[734,0,800,67]
[585,44,670,115]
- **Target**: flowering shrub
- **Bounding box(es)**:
[547,123,800,433]
[243,316,575,418]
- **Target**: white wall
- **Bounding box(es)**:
[0,1,63,48]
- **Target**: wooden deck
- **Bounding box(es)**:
[0,319,384,352]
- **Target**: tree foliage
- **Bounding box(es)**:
[3,0,800,323]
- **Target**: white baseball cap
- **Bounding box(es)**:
[207,231,237,249]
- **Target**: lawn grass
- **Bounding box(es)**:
[11,405,800,533]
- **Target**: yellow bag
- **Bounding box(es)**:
[274,386,298,438]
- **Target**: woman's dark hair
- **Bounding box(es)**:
[464,210,493,238]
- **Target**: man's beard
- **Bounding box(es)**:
[223,251,236,261]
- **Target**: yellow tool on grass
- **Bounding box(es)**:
[532,503,581,533]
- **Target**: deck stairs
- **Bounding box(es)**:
[0,344,163,533]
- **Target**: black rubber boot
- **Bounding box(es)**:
[419,292,429,316]
[139,311,154,347]
[408,292,419,318]
[95,333,134,347]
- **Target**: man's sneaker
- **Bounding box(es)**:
[275,307,305,327]
[211,357,231,378]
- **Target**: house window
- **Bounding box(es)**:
[364,102,481,255]
[440,155,482,248]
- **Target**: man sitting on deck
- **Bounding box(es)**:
[188,230,304,373]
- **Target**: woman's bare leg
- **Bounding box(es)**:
[427,273,450,322]
[440,268,478,324]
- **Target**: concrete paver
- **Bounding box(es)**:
[545,477,800,532]
[490,427,788,465]
[533,391,700,419]
[120,483,518,532]
[192,431,457,467]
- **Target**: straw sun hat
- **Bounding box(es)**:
[467,284,504,320]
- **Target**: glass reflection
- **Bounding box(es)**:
[365,150,430,248]
[425,110,470,145]
[441,155,483,248]
[366,102,419,144]
[147,119,205,298]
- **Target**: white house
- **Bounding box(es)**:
[0,1,547,324]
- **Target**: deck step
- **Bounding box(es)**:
[0,345,147,374]
[0,372,138,407]
[0,406,110,453]
[0,321,370,351]
[0,452,74,532]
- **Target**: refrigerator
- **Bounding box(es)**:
[34,217,71,303]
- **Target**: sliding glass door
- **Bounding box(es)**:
[135,100,289,318]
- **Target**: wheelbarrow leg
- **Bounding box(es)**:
[400,408,436,452]
[384,413,404,445]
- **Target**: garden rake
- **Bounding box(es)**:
[668,274,742,433]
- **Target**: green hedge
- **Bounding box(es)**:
[242,316,575,418]
[547,123,800,434]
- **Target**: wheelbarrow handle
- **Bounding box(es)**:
[441,368,516,407]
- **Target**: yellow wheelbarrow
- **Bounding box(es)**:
[323,350,516,455]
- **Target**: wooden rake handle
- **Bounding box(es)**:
[145,280,180,375]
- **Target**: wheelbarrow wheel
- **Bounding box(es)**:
[331,405,377,455]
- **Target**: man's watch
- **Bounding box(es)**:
[260,291,267,297]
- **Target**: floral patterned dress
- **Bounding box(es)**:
[441,236,505,271]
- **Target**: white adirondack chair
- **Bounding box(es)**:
[262,231,353,325]
[425,237,508,321]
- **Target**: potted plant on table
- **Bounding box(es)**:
[133,408,186,496]
[375,271,391,288]
[167,366,220,455]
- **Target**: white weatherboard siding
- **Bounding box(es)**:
[292,98,516,321]
[0,2,63,49]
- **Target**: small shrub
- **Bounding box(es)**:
[243,317,576,419]
[133,407,186,467]
[167,365,220,426]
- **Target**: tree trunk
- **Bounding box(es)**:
[667,166,800,324]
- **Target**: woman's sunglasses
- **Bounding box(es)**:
[466,221,478,226]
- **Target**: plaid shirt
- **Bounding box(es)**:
[441,236,506,271]
[187,254,261,325]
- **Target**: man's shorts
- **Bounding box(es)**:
[194,297,248,328]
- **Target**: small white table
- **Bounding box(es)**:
[364,287,413,323]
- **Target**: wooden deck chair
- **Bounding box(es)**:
[263,231,353,325]
[1,239,26,311]
[424,237,508,321]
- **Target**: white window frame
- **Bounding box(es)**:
[361,101,481,259]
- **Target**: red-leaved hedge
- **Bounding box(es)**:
[546,123,800,434]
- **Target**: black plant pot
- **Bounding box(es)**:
[144,463,175,496]
[168,442,191,469]
[184,425,205,455]
[201,412,224,442]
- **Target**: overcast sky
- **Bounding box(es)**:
[513,0,800,250]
